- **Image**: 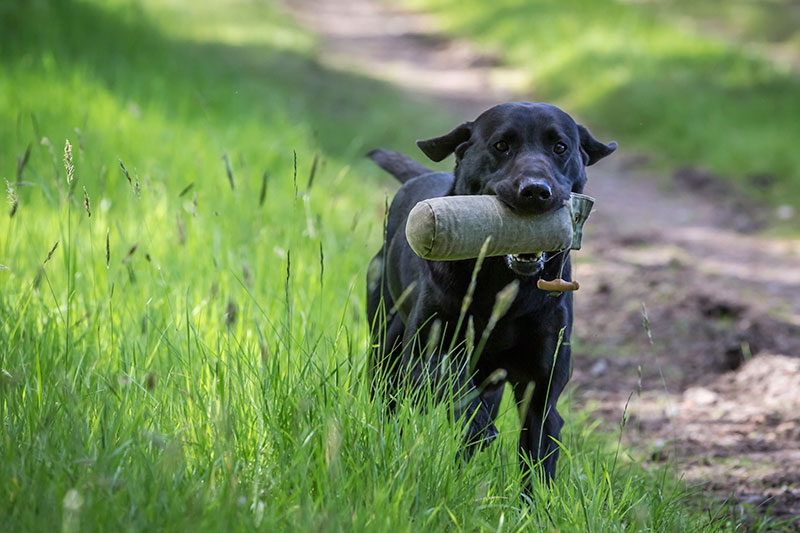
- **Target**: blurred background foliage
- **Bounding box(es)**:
[407,0,800,207]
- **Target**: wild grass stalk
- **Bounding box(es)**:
[16,143,31,186]
[4,180,17,260]
[63,139,75,369]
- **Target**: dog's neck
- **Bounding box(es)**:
[425,254,571,315]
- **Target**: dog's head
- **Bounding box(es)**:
[417,102,616,275]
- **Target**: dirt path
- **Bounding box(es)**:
[285,0,800,522]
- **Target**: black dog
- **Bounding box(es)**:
[366,102,616,486]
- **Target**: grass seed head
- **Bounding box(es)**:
[490,280,519,325]
[146,372,156,391]
[6,180,18,218]
[43,240,59,265]
[16,143,31,184]
[64,139,75,187]
[122,244,138,263]
[118,158,131,184]
[82,186,91,217]
[178,182,194,197]
[307,153,319,191]
[222,152,234,190]
[465,315,475,358]
[641,302,654,345]
[243,261,252,288]
[425,319,442,360]
[259,171,268,207]
[224,299,238,326]
[292,149,297,197]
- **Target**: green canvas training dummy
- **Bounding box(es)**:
[405,193,595,291]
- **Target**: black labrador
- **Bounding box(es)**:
[366,102,616,486]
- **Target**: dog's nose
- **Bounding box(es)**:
[516,179,554,212]
[520,181,552,201]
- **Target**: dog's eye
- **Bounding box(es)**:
[493,141,509,153]
[553,142,567,154]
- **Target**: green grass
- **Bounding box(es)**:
[0,0,780,530]
[405,0,800,207]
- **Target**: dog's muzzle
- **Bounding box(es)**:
[505,252,546,276]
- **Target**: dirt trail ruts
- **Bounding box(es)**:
[285,0,800,522]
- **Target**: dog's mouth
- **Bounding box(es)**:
[505,252,546,276]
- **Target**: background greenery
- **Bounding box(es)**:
[407,0,800,207]
[0,0,784,530]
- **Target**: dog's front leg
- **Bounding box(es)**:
[516,386,565,489]
[401,295,499,454]
[513,331,571,488]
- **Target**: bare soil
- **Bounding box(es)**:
[285,0,800,524]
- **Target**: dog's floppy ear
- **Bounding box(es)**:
[416,122,472,162]
[578,124,617,166]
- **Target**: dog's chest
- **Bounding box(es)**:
[474,312,537,351]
